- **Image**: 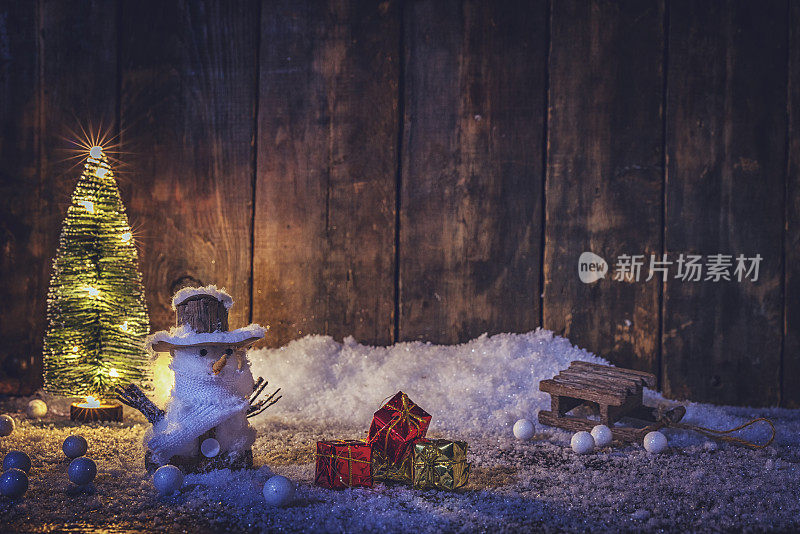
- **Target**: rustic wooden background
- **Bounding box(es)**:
[0,0,797,408]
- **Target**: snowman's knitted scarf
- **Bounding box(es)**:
[147,352,253,464]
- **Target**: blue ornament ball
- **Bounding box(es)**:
[0,414,14,437]
[262,475,295,507]
[68,457,96,486]
[153,465,184,496]
[63,435,88,459]
[0,468,28,499]
[3,450,31,473]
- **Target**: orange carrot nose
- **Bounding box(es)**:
[212,353,227,375]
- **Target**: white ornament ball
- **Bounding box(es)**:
[263,475,295,507]
[643,431,668,454]
[26,399,47,419]
[153,465,184,496]
[0,415,15,436]
[512,419,535,441]
[591,425,613,448]
[201,438,220,458]
[571,431,595,454]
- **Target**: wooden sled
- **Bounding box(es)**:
[538,360,685,443]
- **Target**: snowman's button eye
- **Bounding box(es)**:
[225,348,233,355]
[200,349,208,356]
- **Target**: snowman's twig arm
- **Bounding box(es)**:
[249,376,269,405]
[247,395,282,418]
[247,384,282,418]
[115,384,165,425]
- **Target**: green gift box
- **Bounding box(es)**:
[411,438,469,490]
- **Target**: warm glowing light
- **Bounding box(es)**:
[152,353,175,408]
[84,286,100,298]
[78,200,95,213]
[120,231,132,242]
[96,167,108,178]
[109,368,119,378]
[89,146,103,158]
[79,395,102,408]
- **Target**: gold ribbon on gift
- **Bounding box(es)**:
[412,439,469,490]
[414,446,446,488]
[317,441,371,487]
[372,448,413,483]
[369,393,427,453]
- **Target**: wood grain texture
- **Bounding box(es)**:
[0,1,41,394]
[663,0,786,406]
[398,0,546,343]
[175,296,228,333]
[253,0,399,346]
[544,0,665,375]
[119,0,258,333]
[786,0,800,408]
[0,0,794,406]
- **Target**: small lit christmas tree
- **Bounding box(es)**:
[43,146,150,399]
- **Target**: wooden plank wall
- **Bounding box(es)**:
[0,0,796,407]
[663,0,787,406]
[544,0,664,378]
[399,0,546,343]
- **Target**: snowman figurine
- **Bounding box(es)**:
[118,285,279,473]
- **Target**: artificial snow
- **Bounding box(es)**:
[171,285,234,310]
[249,329,603,435]
[249,329,787,448]
[2,328,799,532]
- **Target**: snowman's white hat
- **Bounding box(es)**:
[144,285,266,355]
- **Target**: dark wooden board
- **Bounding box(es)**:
[398,0,546,343]
[0,0,794,407]
[252,0,399,346]
[543,0,665,375]
[39,0,121,376]
[119,0,258,332]
[0,0,120,394]
[786,0,800,408]
[662,0,786,406]
[0,1,41,394]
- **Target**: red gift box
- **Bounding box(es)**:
[366,391,431,464]
[315,440,373,489]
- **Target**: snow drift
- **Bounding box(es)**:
[249,329,603,434]
[249,328,793,446]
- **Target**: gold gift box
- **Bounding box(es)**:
[372,447,413,483]
[412,438,469,490]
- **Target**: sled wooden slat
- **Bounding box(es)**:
[539,360,680,443]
